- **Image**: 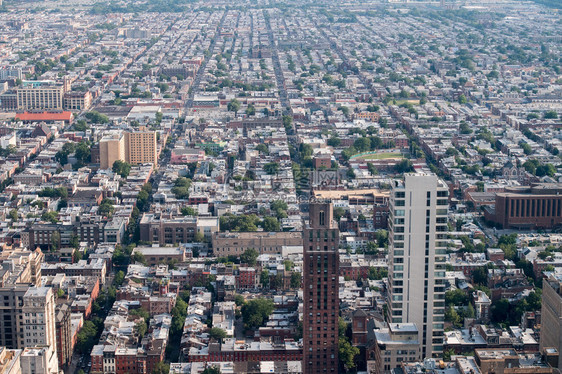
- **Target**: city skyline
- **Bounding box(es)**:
[0,0,560,373]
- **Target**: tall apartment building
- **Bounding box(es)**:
[0,285,30,349]
[0,249,48,350]
[16,84,65,110]
[387,172,449,358]
[22,287,57,350]
[99,127,158,169]
[55,304,72,368]
[99,132,126,169]
[302,202,340,374]
[540,273,562,369]
[125,126,157,166]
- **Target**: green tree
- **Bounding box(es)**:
[84,110,109,124]
[114,270,125,286]
[368,267,388,280]
[536,163,556,177]
[290,272,301,289]
[338,106,350,117]
[472,267,488,286]
[50,231,60,251]
[112,160,131,177]
[202,366,221,374]
[209,327,227,341]
[354,137,371,152]
[256,144,269,154]
[466,303,475,318]
[394,159,414,173]
[194,232,205,243]
[152,362,170,374]
[459,121,472,134]
[282,115,293,133]
[172,177,191,199]
[136,321,148,338]
[130,307,150,321]
[260,269,270,289]
[75,319,101,354]
[227,99,241,116]
[69,234,80,249]
[443,348,455,362]
[132,252,147,265]
[74,120,88,131]
[181,206,197,216]
[327,137,341,147]
[98,199,115,217]
[262,216,280,231]
[445,289,469,306]
[241,298,274,329]
[234,295,246,307]
[245,104,256,116]
[75,142,91,165]
[220,214,260,232]
[445,305,461,327]
[339,337,360,371]
[8,209,18,222]
[240,248,259,266]
[491,298,510,324]
[270,274,283,289]
[333,207,346,222]
[264,162,279,175]
[544,110,558,119]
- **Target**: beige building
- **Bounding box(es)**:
[0,347,22,374]
[63,91,92,111]
[0,249,45,349]
[99,126,158,169]
[16,84,64,110]
[212,231,303,256]
[540,273,562,369]
[22,287,57,352]
[99,127,158,169]
[125,126,157,166]
[20,346,59,374]
[372,323,421,374]
[99,132,126,169]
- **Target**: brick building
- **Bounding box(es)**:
[236,267,256,289]
[213,231,303,257]
[55,303,72,369]
[484,184,562,229]
[302,202,339,374]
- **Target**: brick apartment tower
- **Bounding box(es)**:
[303,202,340,374]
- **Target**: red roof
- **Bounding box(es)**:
[16,111,72,121]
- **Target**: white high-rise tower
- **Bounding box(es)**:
[387,172,449,358]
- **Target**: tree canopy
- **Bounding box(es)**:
[241,298,274,329]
